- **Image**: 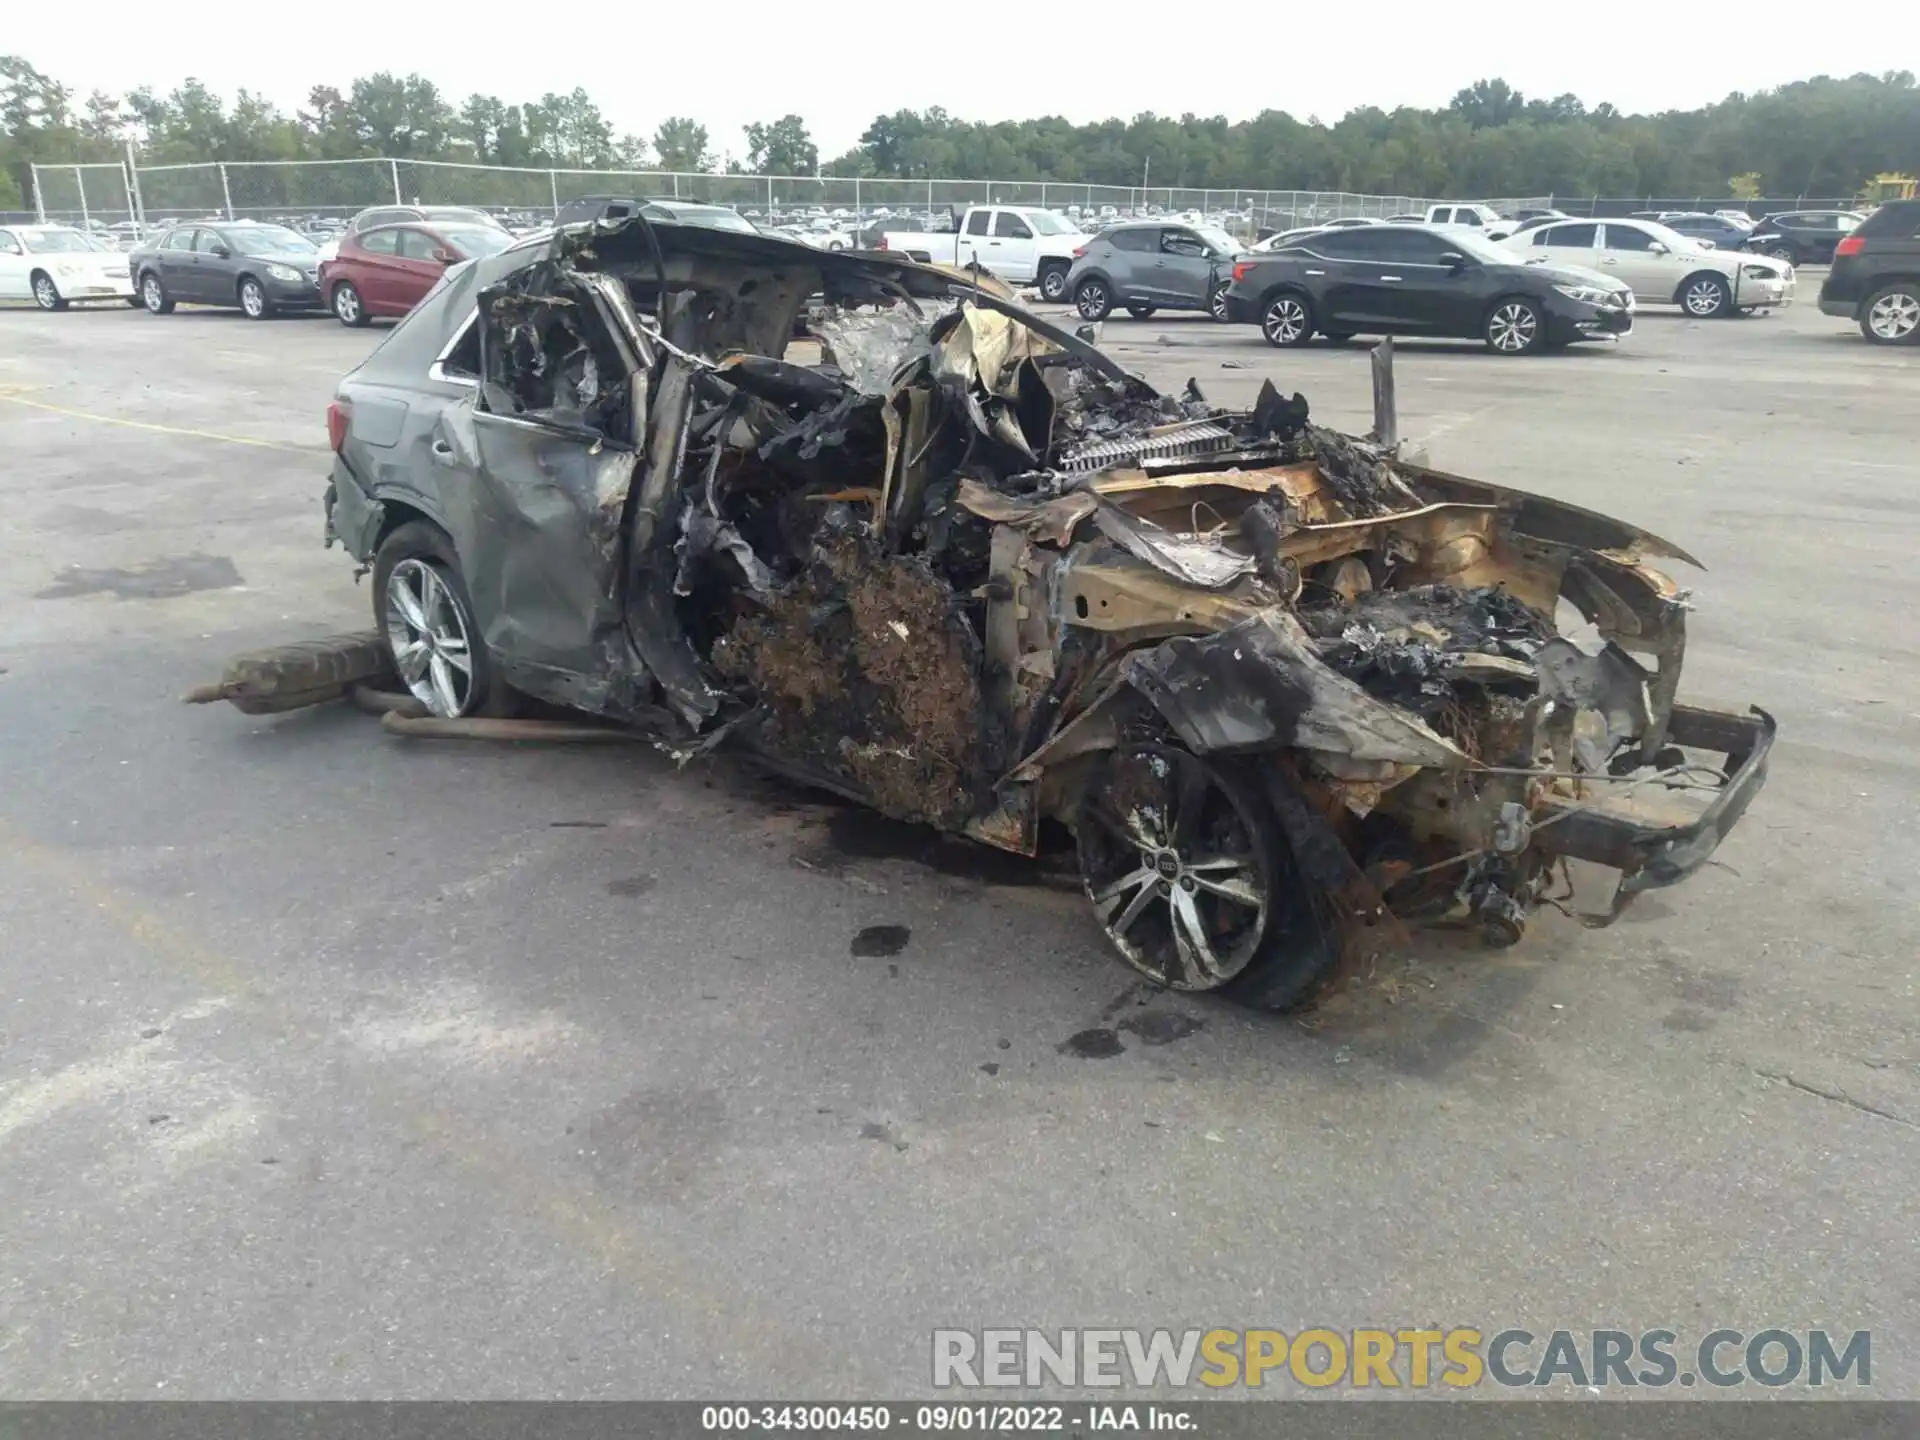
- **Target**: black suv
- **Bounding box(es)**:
[1222,225,1632,355]
[1819,200,1920,345]
[1742,210,1864,266]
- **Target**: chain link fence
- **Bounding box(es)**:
[20,156,1583,235]
[21,162,137,227]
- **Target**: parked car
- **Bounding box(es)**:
[1505,218,1793,317]
[1249,225,1327,253]
[317,206,508,265]
[320,222,519,326]
[1657,212,1754,250]
[1066,222,1242,321]
[128,221,324,319]
[1713,209,1756,229]
[1319,217,1381,229]
[872,205,1090,301]
[0,224,138,308]
[275,217,1772,1008]
[1818,198,1920,344]
[1224,225,1633,354]
[1743,211,1864,266]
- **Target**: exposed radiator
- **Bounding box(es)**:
[1056,419,1238,473]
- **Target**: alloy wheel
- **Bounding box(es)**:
[334,285,361,324]
[1209,286,1229,321]
[1041,268,1068,302]
[32,274,60,310]
[1076,746,1271,990]
[1488,302,1538,352]
[1867,290,1920,341]
[384,558,475,718]
[1684,278,1726,316]
[241,281,265,318]
[1076,281,1108,319]
[142,276,162,311]
[1262,295,1307,344]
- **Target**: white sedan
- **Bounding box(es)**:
[1503,217,1793,318]
[0,225,138,310]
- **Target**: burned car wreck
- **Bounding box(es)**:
[237,217,1770,1008]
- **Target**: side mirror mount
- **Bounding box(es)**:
[1649,241,1669,254]
[1438,251,1467,269]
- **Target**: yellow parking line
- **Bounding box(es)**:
[0,391,324,454]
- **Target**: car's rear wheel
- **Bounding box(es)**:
[372,521,496,719]
[1485,297,1543,354]
[1075,744,1341,1010]
[139,272,174,314]
[1260,291,1314,347]
[1681,273,1730,317]
[30,272,66,311]
[1862,284,1920,345]
[1125,302,1157,319]
[238,276,272,320]
[331,281,369,327]
[1038,263,1070,303]
[1208,283,1230,322]
[1074,277,1113,321]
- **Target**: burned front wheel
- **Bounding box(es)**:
[1076,746,1275,992]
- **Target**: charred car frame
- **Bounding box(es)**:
[283,217,1771,1008]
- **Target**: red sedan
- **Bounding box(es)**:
[320,222,517,327]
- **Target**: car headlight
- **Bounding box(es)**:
[1553,283,1618,307]
[1742,264,1782,280]
[265,262,302,283]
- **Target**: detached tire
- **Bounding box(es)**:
[1074,277,1113,321]
[370,521,502,719]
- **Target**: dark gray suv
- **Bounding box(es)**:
[1063,222,1241,321]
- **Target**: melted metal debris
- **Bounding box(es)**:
[1300,586,1554,717]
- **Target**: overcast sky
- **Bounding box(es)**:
[14,8,1915,160]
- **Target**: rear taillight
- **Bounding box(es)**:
[1231,261,1253,284]
[875,235,888,249]
[326,399,351,452]
[1072,245,1087,258]
[1834,234,1865,258]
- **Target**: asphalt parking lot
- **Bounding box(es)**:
[1,290,1916,1399]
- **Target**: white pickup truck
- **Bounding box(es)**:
[1423,203,1514,237]
[871,205,1091,302]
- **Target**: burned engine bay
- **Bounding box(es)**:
[294,219,1775,1006]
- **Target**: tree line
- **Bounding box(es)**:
[4,55,1915,212]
